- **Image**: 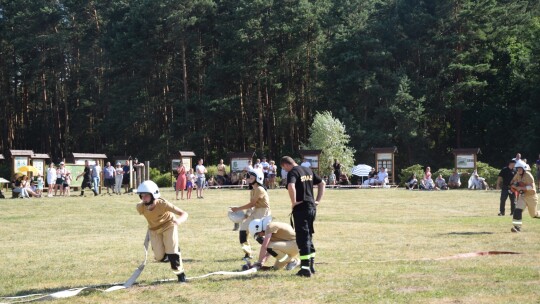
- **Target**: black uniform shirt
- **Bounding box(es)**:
[287,165,323,203]
[498,166,515,189]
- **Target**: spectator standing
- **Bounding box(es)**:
[114,163,124,195]
[175,162,187,200]
[332,159,342,179]
[123,161,131,193]
[46,163,57,197]
[245,160,254,172]
[267,160,277,189]
[55,162,67,196]
[448,169,461,189]
[103,162,115,195]
[216,159,227,186]
[497,159,516,216]
[36,173,44,197]
[195,159,207,199]
[328,171,336,187]
[281,156,325,277]
[63,172,72,196]
[186,168,195,200]
[261,157,270,184]
[92,162,102,195]
[254,159,263,174]
[280,166,288,187]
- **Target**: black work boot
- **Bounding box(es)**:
[296,260,311,277]
[310,257,316,274]
[177,272,187,283]
[296,267,312,277]
[80,191,84,197]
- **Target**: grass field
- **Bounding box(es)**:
[1,188,540,303]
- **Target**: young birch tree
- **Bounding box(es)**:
[303,111,355,176]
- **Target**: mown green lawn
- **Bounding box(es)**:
[1,188,539,303]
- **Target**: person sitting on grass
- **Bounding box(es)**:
[12,175,28,198]
[468,171,488,190]
[405,173,418,190]
[339,173,350,185]
[419,177,435,190]
[21,175,40,198]
[435,174,448,190]
[374,167,388,186]
[448,169,461,189]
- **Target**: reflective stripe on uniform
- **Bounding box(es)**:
[300,255,311,260]
[278,254,289,263]
[512,220,522,225]
[301,266,310,270]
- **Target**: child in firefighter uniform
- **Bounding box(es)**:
[249,217,300,271]
[510,161,539,232]
[230,169,271,259]
[136,180,189,282]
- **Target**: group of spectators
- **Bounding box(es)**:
[10,159,138,198]
[173,157,283,199]
[174,159,204,200]
[244,157,279,189]
[404,167,490,191]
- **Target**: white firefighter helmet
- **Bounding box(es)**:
[515,160,527,170]
[137,180,161,199]
[247,169,264,185]
[248,216,272,238]
[228,209,246,223]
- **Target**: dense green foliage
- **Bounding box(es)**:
[1,0,539,171]
[302,111,355,176]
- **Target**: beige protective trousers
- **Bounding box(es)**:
[269,240,299,270]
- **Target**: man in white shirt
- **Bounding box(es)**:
[261,157,270,187]
[300,158,311,168]
[375,167,388,186]
[195,159,207,198]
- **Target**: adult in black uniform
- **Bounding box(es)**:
[332,159,341,179]
[76,160,96,196]
[497,159,516,216]
[281,156,325,277]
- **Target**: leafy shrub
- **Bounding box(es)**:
[398,164,425,186]
[154,172,173,188]
[149,167,162,180]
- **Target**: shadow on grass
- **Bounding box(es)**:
[445,231,494,235]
